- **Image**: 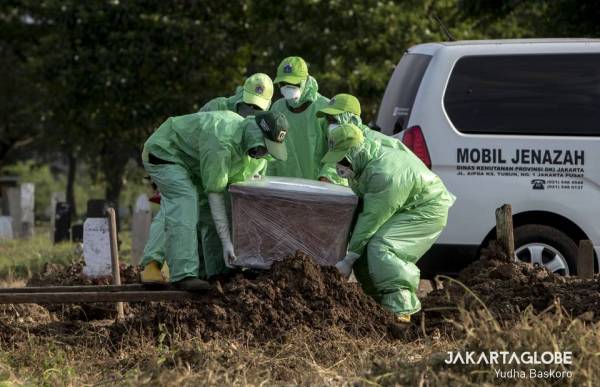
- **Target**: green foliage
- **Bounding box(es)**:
[2,160,147,219]
[1,0,598,206]
[461,0,600,37]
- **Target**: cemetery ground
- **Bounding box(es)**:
[0,227,599,386]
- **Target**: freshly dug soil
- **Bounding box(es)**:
[110,252,404,342]
[417,244,600,336]
[27,261,141,320]
[28,261,141,287]
[20,253,404,342]
[15,247,598,345]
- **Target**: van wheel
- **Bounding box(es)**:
[513,225,577,276]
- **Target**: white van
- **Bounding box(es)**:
[376,39,600,277]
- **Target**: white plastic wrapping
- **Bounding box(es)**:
[229,177,358,269]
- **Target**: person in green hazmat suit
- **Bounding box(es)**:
[323,123,455,321]
[317,93,403,150]
[200,72,274,116]
[141,110,289,290]
[267,56,339,183]
[140,74,274,285]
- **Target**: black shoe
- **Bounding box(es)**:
[173,277,211,292]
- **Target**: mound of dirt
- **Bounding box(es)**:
[28,261,140,287]
[110,252,404,343]
[26,261,141,320]
[418,247,600,336]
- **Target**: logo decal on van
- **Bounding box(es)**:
[531,179,546,190]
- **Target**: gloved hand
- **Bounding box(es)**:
[208,193,236,267]
[335,251,360,278]
[221,239,237,266]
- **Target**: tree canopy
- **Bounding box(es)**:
[0,0,597,207]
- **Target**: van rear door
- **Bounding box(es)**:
[376,53,432,135]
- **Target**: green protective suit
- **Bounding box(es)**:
[199,86,267,179]
[346,137,455,315]
[140,89,266,272]
[267,77,340,182]
[142,111,266,281]
[199,86,243,113]
[334,112,403,150]
[140,206,166,267]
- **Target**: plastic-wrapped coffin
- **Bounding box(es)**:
[229,177,358,269]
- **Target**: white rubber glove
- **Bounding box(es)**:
[208,193,236,267]
[335,251,360,278]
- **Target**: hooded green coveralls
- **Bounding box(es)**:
[346,137,455,315]
[267,76,339,182]
[140,86,268,272]
[333,111,403,150]
[142,111,267,281]
[199,87,244,112]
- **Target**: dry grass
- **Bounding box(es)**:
[0,237,597,386]
[1,302,597,386]
[0,229,77,281]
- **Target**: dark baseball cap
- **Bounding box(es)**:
[255,111,289,161]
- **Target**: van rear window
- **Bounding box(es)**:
[376,53,431,135]
[444,53,600,136]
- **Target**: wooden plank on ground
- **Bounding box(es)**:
[0,284,147,294]
[0,290,203,304]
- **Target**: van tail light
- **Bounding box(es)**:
[402,125,432,169]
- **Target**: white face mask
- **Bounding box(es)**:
[280,85,302,101]
[327,123,340,133]
[336,164,355,179]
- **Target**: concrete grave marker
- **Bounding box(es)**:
[0,216,13,240]
[83,217,112,277]
[6,183,35,239]
[20,183,35,238]
[6,187,21,238]
[131,194,152,266]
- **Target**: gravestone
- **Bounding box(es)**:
[6,184,35,239]
[83,217,112,278]
[53,202,71,243]
[0,216,13,240]
[20,183,35,239]
[0,175,19,216]
[131,194,152,266]
[49,192,66,241]
[71,224,84,243]
[87,199,120,231]
[6,187,21,238]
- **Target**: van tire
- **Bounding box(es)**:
[513,224,578,275]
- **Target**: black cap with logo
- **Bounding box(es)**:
[255,111,288,161]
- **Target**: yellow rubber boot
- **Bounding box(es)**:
[141,261,166,286]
